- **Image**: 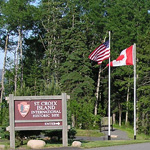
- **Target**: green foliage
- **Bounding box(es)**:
[0,102,9,126]
[81,140,150,148]
[0,127,9,139]
[136,30,150,135]
[39,78,61,95]
[0,101,9,140]
[15,83,32,96]
[43,130,62,142]
[68,128,77,139]
[102,0,150,129]
[76,129,104,137]
[69,99,98,129]
[16,130,41,146]
[1,0,150,134]
[1,0,37,31]
[43,128,77,142]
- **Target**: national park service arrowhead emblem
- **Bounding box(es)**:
[18,102,30,117]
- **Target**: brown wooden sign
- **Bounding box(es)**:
[15,121,63,127]
[15,99,62,127]
[9,93,69,149]
[15,100,62,120]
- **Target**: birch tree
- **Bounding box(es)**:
[1,0,39,94]
[0,33,9,103]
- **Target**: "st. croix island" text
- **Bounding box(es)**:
[31,101,61,118]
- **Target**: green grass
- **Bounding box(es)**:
[0,139,10,150]
[81,140,150,148]
[113,124,150,140]
[76,129,104,137]
[19,143,63,149]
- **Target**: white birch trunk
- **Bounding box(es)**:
[119,103,122,126]
[0,33,9,103]
[94,35,107,116]
[94,66,101,116]
[19,28,23,88]
[125,85,130,125]
[14,34,20,95]
[113,113,116,124]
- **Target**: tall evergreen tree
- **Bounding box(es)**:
[104,0,150,127]
[137,30,150,134]
[40,0,67,85]
[59,0,104,128]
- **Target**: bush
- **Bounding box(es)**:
[43,128,77,142]
[0,127,9,139]
[16,130,41,146]
[0,101,10,140]
[43,130,62,142]
[68,128,77,139]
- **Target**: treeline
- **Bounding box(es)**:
[0,0,150,134]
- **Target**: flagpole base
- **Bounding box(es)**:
[134,135,136,140]
[108,135,111,140]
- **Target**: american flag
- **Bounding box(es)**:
[88,41,110,64]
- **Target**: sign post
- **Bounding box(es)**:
[9,93,69,149]
[62,93,68,146]
[9,94,15,149]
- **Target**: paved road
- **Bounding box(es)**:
[29,143,150,150]
[25,147,81,150]
[24,142,150,150]
[84,142,150,150]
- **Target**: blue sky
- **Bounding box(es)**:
[0,51,13,69]
[0,51,4,69]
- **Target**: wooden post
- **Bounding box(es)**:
[9,94,15,149]
[62,93,68,146]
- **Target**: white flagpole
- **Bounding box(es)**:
[133,43,136,140]
[108,31,111,140]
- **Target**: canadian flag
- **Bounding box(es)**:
[107,45,134,67]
